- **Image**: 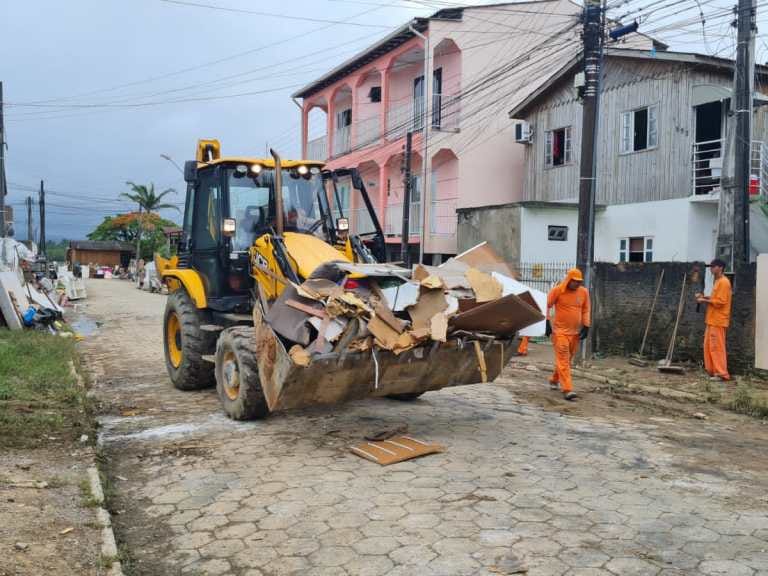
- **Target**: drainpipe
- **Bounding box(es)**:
[293,97,306,159]
[409,22,429,265]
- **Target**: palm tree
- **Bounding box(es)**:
[120,182,179,262]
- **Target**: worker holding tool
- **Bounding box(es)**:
[545,268,591,401]
[695,259,732,381]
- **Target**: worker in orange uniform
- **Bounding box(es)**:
[545,268,591,401]
[695,259,732,381]
[517,336,530,356]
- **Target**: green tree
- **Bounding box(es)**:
[120,182,179,261]
[87,212,178,260]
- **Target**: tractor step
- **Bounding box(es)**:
[218,313,252,324]
[202,355,216,364]
[200,324,225,332]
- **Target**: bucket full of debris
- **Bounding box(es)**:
[246,243,544,416]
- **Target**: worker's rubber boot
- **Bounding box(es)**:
[549,381,559,390]
[563,391,577,401]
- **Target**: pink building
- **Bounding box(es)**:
[293,1,632,261]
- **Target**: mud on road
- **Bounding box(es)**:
[79,279,768,576]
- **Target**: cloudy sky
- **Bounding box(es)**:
[0,0,753,240]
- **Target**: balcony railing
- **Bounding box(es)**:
[384,202,422,236]
[430,197,458,236]
[333,125,351,157]
[387,100,425,140]
[355,115,381,149]
[432,93,460,132]
[306,136,327,161]
[691,139,768,196]
[348,207,378,236]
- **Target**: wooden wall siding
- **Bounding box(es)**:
[522,58,768,205]
[69,249,124,267]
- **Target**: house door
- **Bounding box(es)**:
[432,67,443,128]
[413,75,424,130]
[693,100,726,195]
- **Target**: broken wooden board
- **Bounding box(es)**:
[373,303,406,334]
[408,288,448,331]
[349,435,444,466]
[289,345,311,367]
[465,268,503,303]
[367,315,400,350]
[430,313,448,342]
[449,293,544,335]
[415,262,471,290]
[264,284,316,345]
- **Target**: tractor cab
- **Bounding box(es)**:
[175,139,384,312]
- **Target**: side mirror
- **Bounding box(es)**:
[223,218,236,236]
[336,217,350,232]
[184,161,198,183]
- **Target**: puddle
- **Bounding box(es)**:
[70,316,101,336]
[101,413,257,443]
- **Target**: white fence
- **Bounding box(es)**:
[355,116,381,149]
[333,126,351,157]
[429,197,458,236]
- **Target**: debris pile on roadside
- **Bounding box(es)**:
[265,242,545,366]
[0,238,75,335]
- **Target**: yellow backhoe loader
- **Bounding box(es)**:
[157,140,530,420]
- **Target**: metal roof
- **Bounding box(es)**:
[292,8,463,99]
[69,240,135,252]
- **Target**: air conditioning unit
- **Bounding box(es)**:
[515,121,533,144]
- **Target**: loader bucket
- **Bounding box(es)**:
[254,318,517,413]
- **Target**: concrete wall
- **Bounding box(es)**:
[593,198,718,263]
[593,261,757,374]
[757,254,768,370]
[519,205,578,262]
[456,204,521,263]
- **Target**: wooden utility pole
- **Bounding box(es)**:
[26,196,32,243]
[0,82,7,237]
[38,180,46,257]
[576,0,604,275]
[401,131,413,267]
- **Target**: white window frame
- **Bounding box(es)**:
[620,105,658,154]
[619,236,654,262]
[544,126,572,168]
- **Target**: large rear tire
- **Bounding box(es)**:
[163,289,215,390]
[215,327,270,420]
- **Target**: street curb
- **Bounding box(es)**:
[71,361,125,576]
[87,466,124,576]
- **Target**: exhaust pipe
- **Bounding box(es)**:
[269,148,284,236]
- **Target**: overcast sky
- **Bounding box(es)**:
[0,0,753,241]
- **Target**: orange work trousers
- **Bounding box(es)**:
[704,325,730,380]
[550,332,579,393]
[517,336,529,356]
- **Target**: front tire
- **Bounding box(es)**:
[163,289,215,390]
[215,327,269,420]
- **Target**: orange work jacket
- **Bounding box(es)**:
[547,285,591,336]
[705,275,732,328]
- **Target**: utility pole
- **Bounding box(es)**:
[576,0,604,276]
[401,131,413,267]
[0,82,7,237]
[39,180,46,257]
[26,196,32,243]
[733,0,756,266]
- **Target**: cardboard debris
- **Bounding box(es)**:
[373,303,406,334]
[334,262,411,277]
[465,268,503,303]
[286,299,326,318]
[380,281,420,312]
[417,262,471,290]
[453,241,516,277]
[348,336,373,352]
[430,312,448,342]
[408,288,448,331]
[289,345,312,366]
[419,275,444,290]
[297,278,344,301]
[450,293,544,335]
[350,435,444,466]
[367,314,401,350]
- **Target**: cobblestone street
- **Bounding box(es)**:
[79,279,768,576]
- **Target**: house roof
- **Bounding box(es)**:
[292,7,462,99]
[508,48,768,119]
[69,240,134,252]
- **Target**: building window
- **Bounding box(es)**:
[545,127,572,167]
[621,105,658,153]
[548,225,568,241]
[619,237,653,262]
